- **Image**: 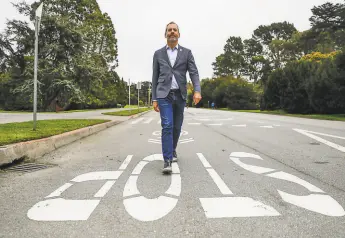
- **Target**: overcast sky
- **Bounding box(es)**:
[0,0,342,84]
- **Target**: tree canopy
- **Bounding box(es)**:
[208,1,345,114]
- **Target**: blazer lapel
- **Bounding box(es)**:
[162,47,172,68]
[173,46,182,68]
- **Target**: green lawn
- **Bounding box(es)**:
[0,119,109,146]
[0,110,31,114]
[124,105,142,108]
[218,108,345,121]
[103,108,152,116]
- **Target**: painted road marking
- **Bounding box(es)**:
[207,123,223,126]
[206,168,233,195]
[144,118,153,124]
[132,161,149,175]
[46,183,73,198]
[27,155,133,221]
[214,118,233,121]
[148,130,193,144]
[230,152,275,174]
[119,155,133,170]
[148,139,161,144]
[123,154,181,221]
[277,191,345,217]
[94,181,116,198]
[294,129,345,153]
[188,123,201,125]
[230,152,345,217]
[27,198,100,221]
[131,118,145,124]
[196,153,233,195]
[196,153,211,168]
[200,197,280,218]
[179,138,194,144]
[71,171,122,182]
[260,125,273,128]
[266,171,324,193]
[232,124,247,127]
[197,153,280,218]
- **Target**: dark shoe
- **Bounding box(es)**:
[162,160,172,174]
[172,151,178,162]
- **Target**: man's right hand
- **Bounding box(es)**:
[153,101,159,112]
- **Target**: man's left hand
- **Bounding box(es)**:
[193,91,202,105]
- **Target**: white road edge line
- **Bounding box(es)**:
[294,128,345,153]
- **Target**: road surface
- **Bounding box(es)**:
[1,108,345,237]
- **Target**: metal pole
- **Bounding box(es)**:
[148,84,151,107]
[33,17,39,130]
[138,87,139,111]
[128,78,130,107]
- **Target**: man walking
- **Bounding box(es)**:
[151,21,202,174]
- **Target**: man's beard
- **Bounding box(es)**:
[168,36,177,42]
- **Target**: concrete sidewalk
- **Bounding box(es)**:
[0,109,152,167]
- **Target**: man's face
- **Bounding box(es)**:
[166,23,179,42]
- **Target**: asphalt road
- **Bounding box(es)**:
[1,108,345,237]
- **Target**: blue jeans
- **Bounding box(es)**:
[157,90,185,162]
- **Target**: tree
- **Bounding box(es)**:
[212,36,245,78]
[0,0,121,111]
[253,21,298,69]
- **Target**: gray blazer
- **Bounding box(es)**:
[151,45,201,101]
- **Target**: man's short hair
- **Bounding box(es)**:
[165,21,180,37]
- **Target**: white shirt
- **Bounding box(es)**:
[166,44,179,89]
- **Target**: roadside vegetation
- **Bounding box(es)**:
[103,108,151,116]
[0,119,109,146]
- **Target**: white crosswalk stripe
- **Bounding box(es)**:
[131,118,145,124]
[129,117,279,129]
[143,118,153,124]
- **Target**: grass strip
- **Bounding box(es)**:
[0,119,109,146]
[103,108,152,116]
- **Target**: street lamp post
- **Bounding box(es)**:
[128,78,130,107]
[33,2,44,131]
[148,84,151,107]
[137,81,141,110]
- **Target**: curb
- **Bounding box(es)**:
[0,120,122,167]
[128,109,153,119]
[0,109,153,167]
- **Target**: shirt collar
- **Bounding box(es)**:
[166,44,179,50]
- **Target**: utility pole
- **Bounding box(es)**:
[128,78,130,107]
[137,81,141,110]
[148,83,151,107]
[33,2,44,131]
